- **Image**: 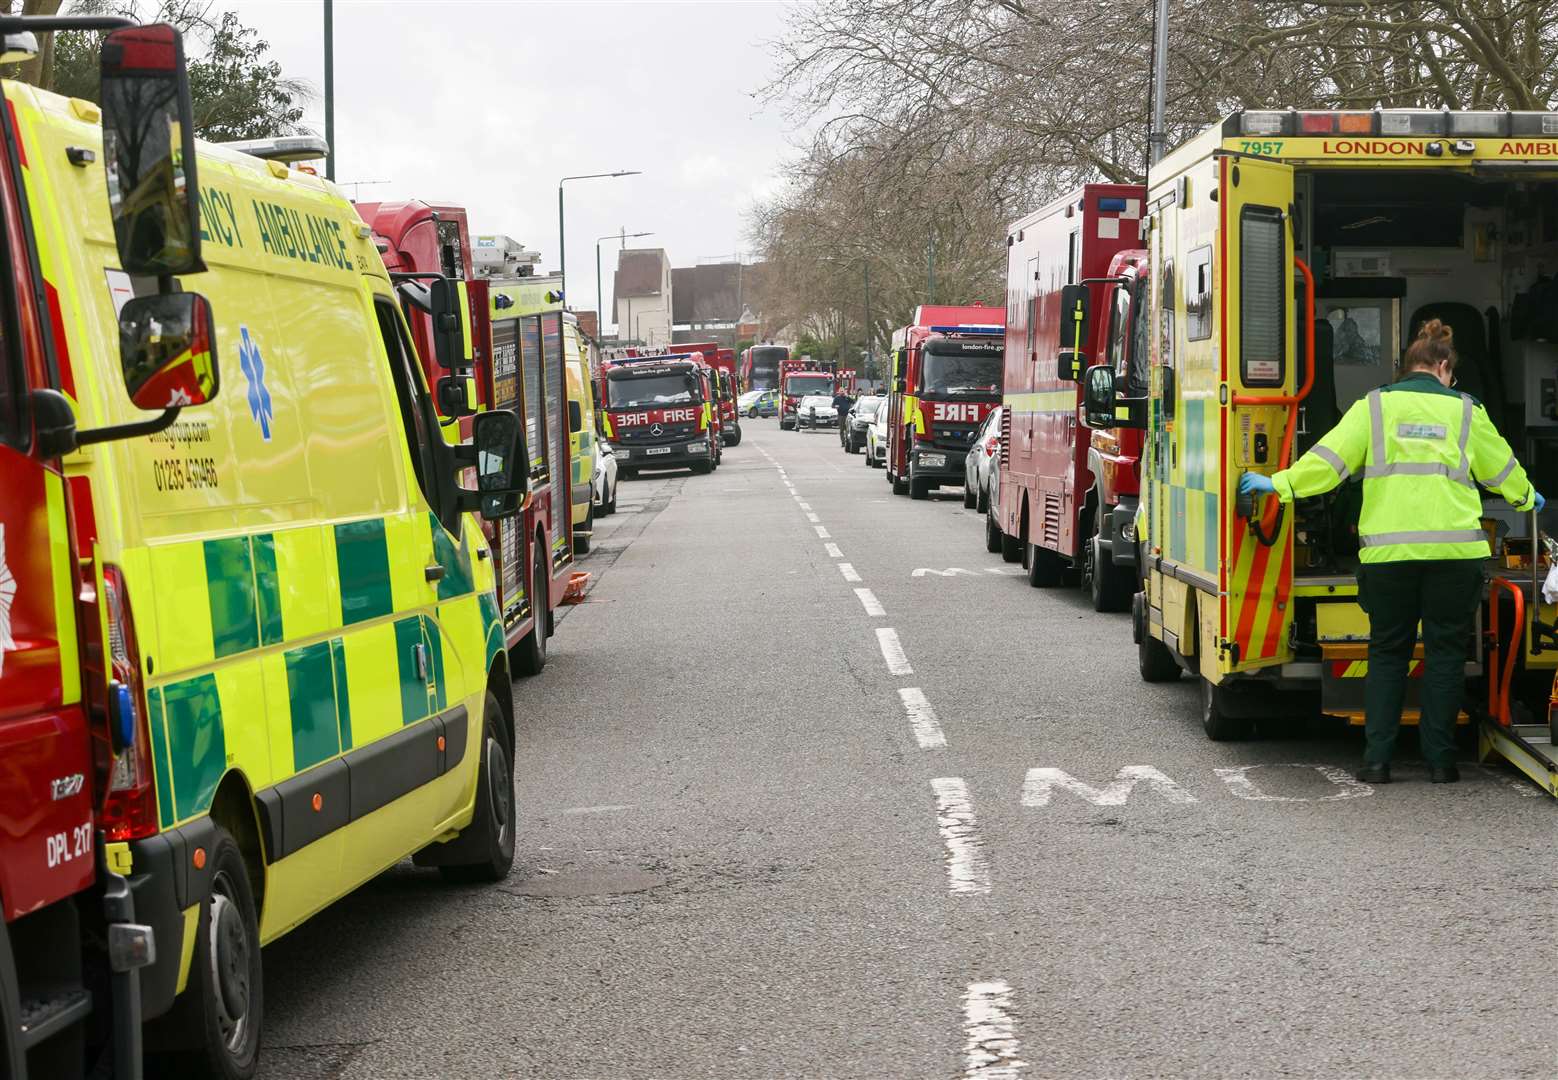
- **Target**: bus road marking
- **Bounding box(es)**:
[962,980,1025,1079]
[854,588,885,616]
[930,777,991,895]
[838,562,862,582]
[876,627,912,674]
[898,688,946,749]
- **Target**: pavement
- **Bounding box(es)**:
[257,419,1554,1079]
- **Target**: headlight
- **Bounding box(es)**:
[918,452,946,468]
[615,448,630,458]
[686,442,707,453]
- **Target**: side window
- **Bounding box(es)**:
[1107,284,1131,373]
[1024,255,1039,361]
[1240,206,1286,387]
[0,319,19,449]
[1128,277,1151,394]
[1159,260,1177,370]
[372,299,439,510]
[520,314,547,477]
[1186,245,1213,341]
[1066,230,1079,284]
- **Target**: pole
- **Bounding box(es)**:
[323,0,334,181]
[863,260,872,382]
[557,184,566,309]
[927,233,935,305]
[596,241,603,340]
[1149,0,1170,166]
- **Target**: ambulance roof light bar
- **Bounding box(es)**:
[1233,108,1558,139]
[221,134,331,163]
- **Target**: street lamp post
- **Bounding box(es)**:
[558,171,641,310]
[598,229,653,341]
[323,0,334,181]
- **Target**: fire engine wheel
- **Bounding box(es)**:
[691,460,713,475]
[438,691,517,884]
[985,507,1003,553]
[909,476,931,500]
[512,547,549,676]
[1201,679,1255,741]
[999,527,1022,564]
[892,470,909,495]
[147,827,262,1080]
[1026,541,1063,586]
[1087,536,1133,613]
[727,426,742,447]
[1134,593,1181,683]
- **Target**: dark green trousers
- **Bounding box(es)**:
[1356,559,1483,768]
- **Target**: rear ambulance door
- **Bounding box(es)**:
[1219,154,1297,674]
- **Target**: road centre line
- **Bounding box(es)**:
[797,500,811,509]
[806,512,821,523]
[898,688,947,749]
[824,542,844,558]
[962,980,1025,1079]
[814,525,831,538]
[876,628,913,674]
[930,777,991,896]
[837,562,862,582]
[854,588,885,616]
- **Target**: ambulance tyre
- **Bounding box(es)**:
[513,547,549,676]
[150,826,262,1080]
[1201,679,1254,741]
[438,691,517,884]
[1134,593,1181,683]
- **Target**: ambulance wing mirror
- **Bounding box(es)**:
[100,24,205,278]
[1057,284,1091,381]
[459,408,528,521]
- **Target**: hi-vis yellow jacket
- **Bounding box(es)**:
[1272,373,1537,563]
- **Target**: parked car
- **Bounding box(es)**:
[796,394,837,430]
[841,394,882,453]
[866,398,890,467]
[739,388,779,417]
[964,405,1003,511]
[594,438,619,515]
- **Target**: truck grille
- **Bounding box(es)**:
[931,424,979,452]
[617,422,697,444]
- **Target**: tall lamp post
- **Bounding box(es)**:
[597,229,654,341]
[323,0,334,180]
[558,170,640,310]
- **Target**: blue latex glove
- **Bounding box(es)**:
[1239,472,1276,496]
[1535,491,1546,513]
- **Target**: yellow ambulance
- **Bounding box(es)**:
[1098,107,1558,777]
[11,21,526,1076]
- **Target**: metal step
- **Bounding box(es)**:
[18,985,91,1050]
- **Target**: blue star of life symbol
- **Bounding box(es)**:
[239,325,273,441]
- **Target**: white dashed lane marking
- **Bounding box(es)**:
[898,688,947,749]
[837,562,862,583]
[875,627,912,675]
[962,980,1025,1079]
[930,777,991,896]
[854,588,885,617]
[824,543,843,558]
[814,525,832,539]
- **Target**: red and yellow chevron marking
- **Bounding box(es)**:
[1328,659,1425,678]
[1226,511,1294,665]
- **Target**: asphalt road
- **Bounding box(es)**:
[257,418,1554,1079]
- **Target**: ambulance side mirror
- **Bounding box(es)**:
[463,408,528,521]
[430,278,471,369]
[100,24,205,278]
[119,292,218,409]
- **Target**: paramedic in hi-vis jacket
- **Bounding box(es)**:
[1239,320,1543,785]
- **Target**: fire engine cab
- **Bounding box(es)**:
[599,353,723,475]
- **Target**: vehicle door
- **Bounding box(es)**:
[1219,155,1296,673]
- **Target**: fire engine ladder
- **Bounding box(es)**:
[1483,527,1558,797]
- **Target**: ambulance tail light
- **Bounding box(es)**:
[1297,113,1334,134]
[101,565,160,842]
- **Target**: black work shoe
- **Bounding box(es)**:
[1357,764,1391,784]
[1430,765,1461,784]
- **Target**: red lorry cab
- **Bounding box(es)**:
[884,304,1006,499]
[679,344,742,447]
[777,359,837,430]
[994,184,1146,610]
[362,199,570,673]
[599,353,723,475]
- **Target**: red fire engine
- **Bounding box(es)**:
[679,343,742,446]
[777,358,841,430]
[993,184,1147,610]
[884,304,1006,499]
[598,353,724,475]
[362,199,573,673]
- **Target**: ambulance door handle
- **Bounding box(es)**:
[424,564,445,583]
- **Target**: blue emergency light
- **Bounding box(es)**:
[928,325,1004,335]
[1098,197,1130,212]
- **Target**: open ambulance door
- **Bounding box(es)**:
[1218,154,1300,678]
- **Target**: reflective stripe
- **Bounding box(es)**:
[1456,393,1473,479]
[1367,390,1385,466]
[1484,454,1518,489]
[1359,528,1487,547]
[1361,460,1474,487]
[1312,444,1350,480]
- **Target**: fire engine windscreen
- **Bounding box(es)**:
[786,374,835,397]
[608,371,699,408]
[923,344,1001,394]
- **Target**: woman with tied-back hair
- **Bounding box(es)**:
[1239,319,1543,785]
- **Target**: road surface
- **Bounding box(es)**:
[258,418,1552,1079]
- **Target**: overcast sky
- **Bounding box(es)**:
[228,1,797,327]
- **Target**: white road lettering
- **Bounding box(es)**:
[838,562,862,582]
[913,567,980,577]
[855,588,885,616]
[931,777,991,896]
[962,980,1025,1079]
[898,688,947,749]
[1214,763,1374,802]
[876,628,913,674]
[1021,766,1197,808]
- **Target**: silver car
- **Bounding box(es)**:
[796,394,837,430]
[964,406,1002,512]
[866,398,890,467]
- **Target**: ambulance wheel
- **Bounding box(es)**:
[439,691,517,884]
[1026,541,1063,586]
[962,484,977,509]
[512,548,549,676]
[573,505,593,555]
[1201,679,1253,741]
[985,507,1003,553]
[147,826,262,1080]
[1135,593,1181,683]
